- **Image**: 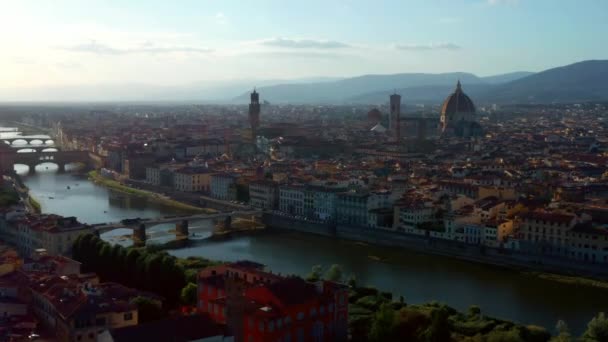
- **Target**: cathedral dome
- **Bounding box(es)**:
[368,108,382,121]
[441,81,476,115]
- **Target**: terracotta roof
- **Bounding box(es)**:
[265,277,318,306]
[441,81,476,115]
[521,211,575,225]
[109,314,229,342]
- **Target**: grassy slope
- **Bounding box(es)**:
[88,171,214,214]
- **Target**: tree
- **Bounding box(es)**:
[306,265,323,282]
[552,320,571,342]
[110,244,127,281]
[98,243,113,279]
[468,305,482,319]
[423,307,451,342]
[72,234,84,261]
[521,325,551,342]
[324,264,343,282]
[392,308,431,341]
[131,296,164,324]
[347,274,357,288]
[125,248,141,287]
[369,303,396,342]
[180,283,198,305]
[583,312,608,342]
[486,329,525,342]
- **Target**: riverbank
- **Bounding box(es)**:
[10,174,41,214]
[264,214,608,290]
[27,195,41,213]
[87,170,215,214]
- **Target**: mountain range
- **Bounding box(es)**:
[1,60,606,105]
[233,60,608,105]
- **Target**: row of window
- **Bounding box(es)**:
[248,304,336,333]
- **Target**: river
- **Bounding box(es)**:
[6,127,607,334]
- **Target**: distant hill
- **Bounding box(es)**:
[345,83,490,105]
[232,72,485,104]
[482,60,608,104]
[481,72,534,84]
[278,60,608,105]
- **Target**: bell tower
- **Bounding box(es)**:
[390,92,401,141]
[248,89,261,144]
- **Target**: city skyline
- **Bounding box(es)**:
[1,0,607,91]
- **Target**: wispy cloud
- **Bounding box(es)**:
[60,40,213,55]
[215,12,227,25]
[486,0,519,5]
[246,51,350,59]
[394,43,461,51]
[260,38,351,49]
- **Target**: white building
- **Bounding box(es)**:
[173,167,212,192]
[145,167,161,186]
[1,215,92,256]
[210,173,238,200]
[279,185,306,216]
[249,180,278,210]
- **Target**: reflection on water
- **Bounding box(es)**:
[18,164,196,224]
[170,231,608,334]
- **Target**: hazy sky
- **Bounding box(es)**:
[1,0,607,88]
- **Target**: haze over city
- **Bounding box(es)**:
[1,0,608,101]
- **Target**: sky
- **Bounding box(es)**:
[0,0,607,90]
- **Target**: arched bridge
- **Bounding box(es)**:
[14,145,58,153]
[92,210,263,245]
[3,135,54,146]
[12,150,91,173]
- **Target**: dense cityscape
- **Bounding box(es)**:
[0,78,608,341]
[2,1,608,341]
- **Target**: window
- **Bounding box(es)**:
[258,321,265,332]
[248,318,254,329]
[297,312,305,320]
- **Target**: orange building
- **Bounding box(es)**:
[198,261,348,342]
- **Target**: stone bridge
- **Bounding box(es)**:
[11,150,91,173]
[92,210,263,246]
[2,135,54,145]
[13,145,57,153]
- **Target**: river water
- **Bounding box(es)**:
[7,128,608,334]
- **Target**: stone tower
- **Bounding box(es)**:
[390,93,401,141]
[248,89,261,144]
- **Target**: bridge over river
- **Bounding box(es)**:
[0,143,91,174]
[2,135,54,145]
[92,210,263,245]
